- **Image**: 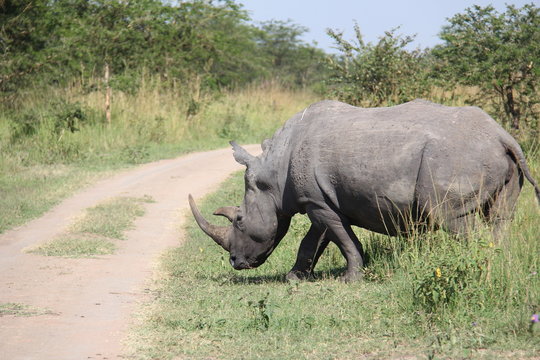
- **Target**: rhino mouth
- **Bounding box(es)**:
[230,256,263,270]
[230,258,253,270]
[233,262,253,270]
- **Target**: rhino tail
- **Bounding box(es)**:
[504,141,540,205]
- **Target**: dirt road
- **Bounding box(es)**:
[0,145,260,360]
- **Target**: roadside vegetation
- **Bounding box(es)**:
[28,196,153,257]
[130,167,539,359]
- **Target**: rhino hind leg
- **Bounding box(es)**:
[484,160,523,240]
[286,225,330,281]
[437,159,523,239]
[442,212,478,236]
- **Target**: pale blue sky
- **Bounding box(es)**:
[239,0,537,52]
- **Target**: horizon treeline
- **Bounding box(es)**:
[1,1,539,134]
[1,0,327,94]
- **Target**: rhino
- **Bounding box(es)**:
[189,100,540,281]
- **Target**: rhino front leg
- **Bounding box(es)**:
[308,206,365,282]
[286,225,330,281]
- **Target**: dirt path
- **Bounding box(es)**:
[0,145,260,360]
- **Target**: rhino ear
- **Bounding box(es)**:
[261,139,271,152]
[213,206,239,223]
[230,141,255,166]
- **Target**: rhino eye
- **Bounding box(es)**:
[236,220,244,231]
[256,180,271,191]
[235,214,244,229]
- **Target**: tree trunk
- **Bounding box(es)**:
[504,85,520,130]
[105,63,111,124]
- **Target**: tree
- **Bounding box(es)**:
[255,19,327,87]
[0,0,328,100]
[434,4,540,132]
[326,24,432,107]
[0,0,53,93]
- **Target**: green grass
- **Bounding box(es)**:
[0,164,110,233]
[129,161,540,359]
[0,303,56,317]
[30,234,117,257]
[73,195,153,240]
[29,196,152,257]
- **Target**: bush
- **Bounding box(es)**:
[408,236,502,314]
[433,4,540,133]
[9,100,94,142]
[326,25,433,107]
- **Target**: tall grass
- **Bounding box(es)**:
[0,80,319,233]
[2,79,317,167]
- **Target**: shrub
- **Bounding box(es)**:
[326,25,433,107]
[411,237,500,313]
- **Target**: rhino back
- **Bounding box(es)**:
[264,100,512,232]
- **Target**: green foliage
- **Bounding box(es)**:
[122,145,150,165]
[217,111,250,140]
[0,0,52,94]
[246,293,274,331]
[49,100,90,134]
[434,4,540,132]
[326,3,539,139]
[411,238,499,313]
[9,99,95,141]
[326,25,433,106]
[5,99,97,164]
[255,19,328,87]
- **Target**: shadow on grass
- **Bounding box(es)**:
[201,266,349,285]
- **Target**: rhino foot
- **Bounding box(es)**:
[340,270,364,283]
[285,270,313,281]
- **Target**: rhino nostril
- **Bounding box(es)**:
[230,256,236,267]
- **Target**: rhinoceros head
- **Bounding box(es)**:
[189,142,290,270]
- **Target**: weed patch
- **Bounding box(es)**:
[31,234,116,257]
[73,195,153,240]
[0,303,57,317]
[29,196,153,257]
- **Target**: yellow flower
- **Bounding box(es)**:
[489,242,494,248]
[435,267,442,278]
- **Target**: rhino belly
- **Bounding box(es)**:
[316,138,425,235]
[335,175,419,235]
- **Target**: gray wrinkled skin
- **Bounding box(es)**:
[190,100,540,282]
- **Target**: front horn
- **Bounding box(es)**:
[188,194,231,251]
